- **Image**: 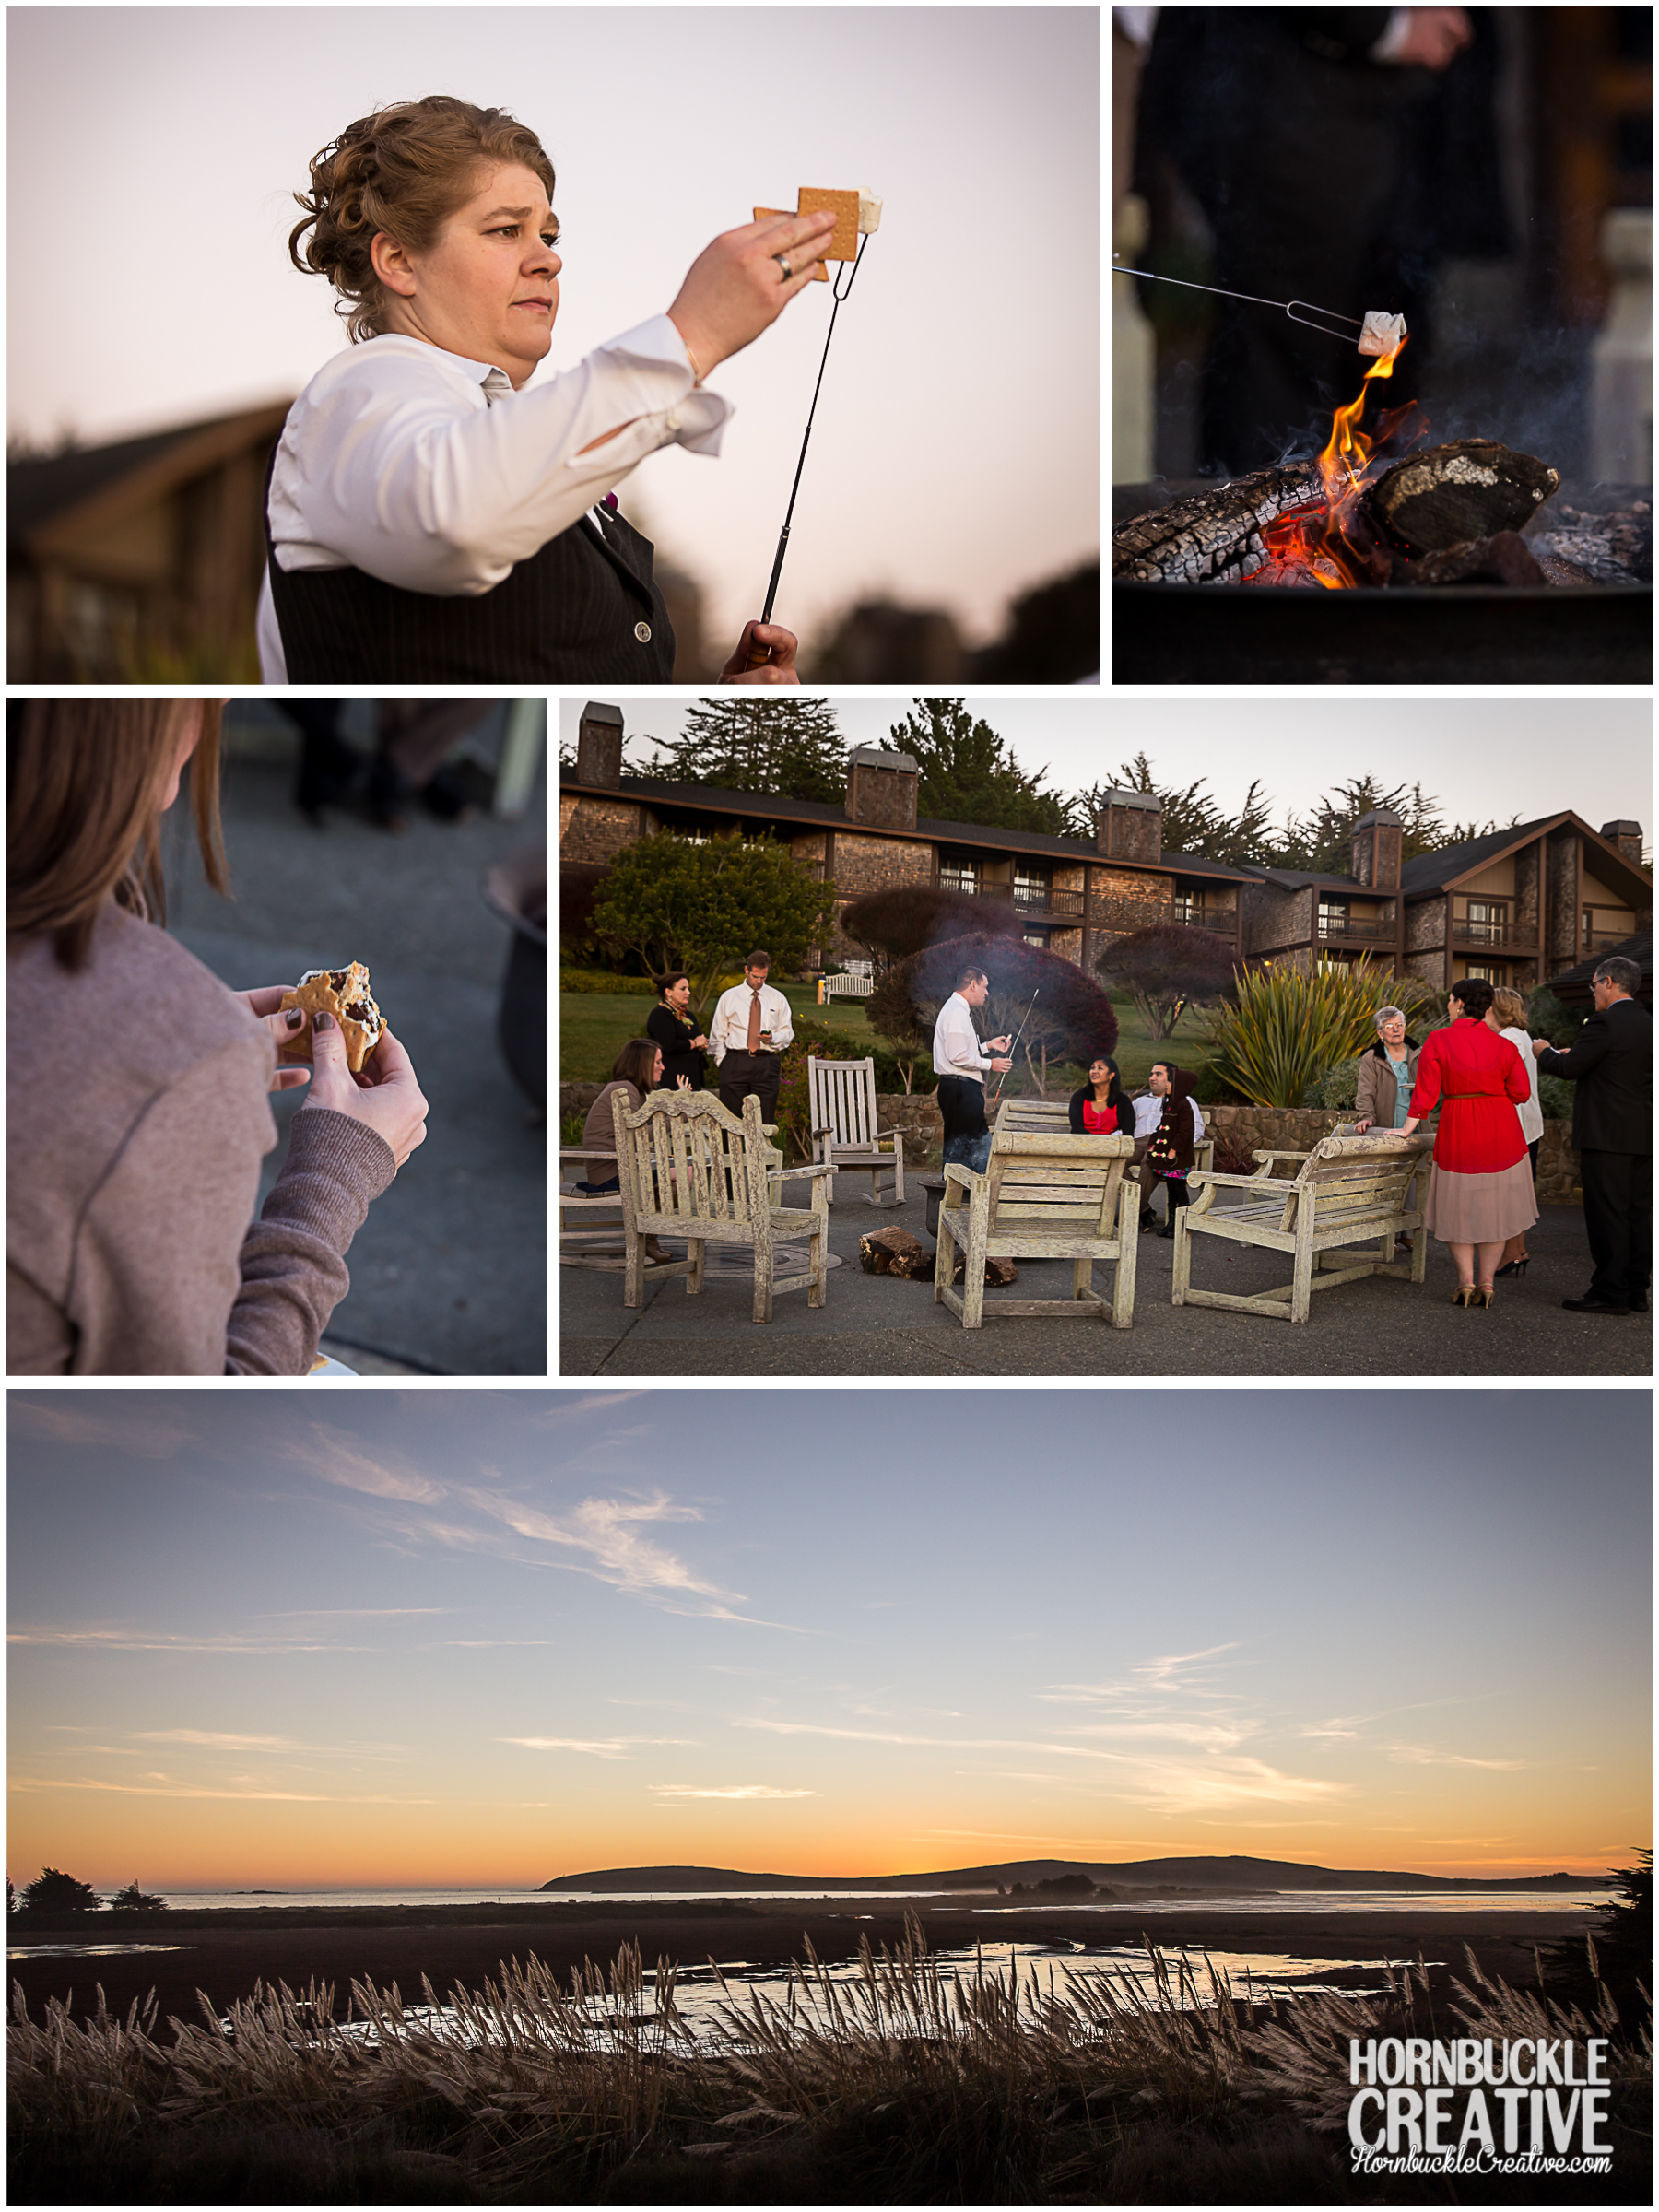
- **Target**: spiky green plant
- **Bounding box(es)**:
[1205,960,1430,1110]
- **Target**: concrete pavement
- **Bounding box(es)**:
[559,1180,1649,1379]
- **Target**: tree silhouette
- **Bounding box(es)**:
[17,1867,103,1915]
[889,700,1073,835]
[1096,925,1242,1040]
[631,698,850,803]
[870,934,1118,1097]
[841,886,1026,971]
[107,1881,168,1913]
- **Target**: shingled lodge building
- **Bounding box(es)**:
[561,702,1651,996]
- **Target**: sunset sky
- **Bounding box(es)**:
[560,695,1653,837]
[8,1388,1648,1892]
[6,6,1097,653]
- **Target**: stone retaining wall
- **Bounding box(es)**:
[559,1085,1583,1199]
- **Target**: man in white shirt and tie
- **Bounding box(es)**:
[711,951,794,1125]
[931,966,1014,1174]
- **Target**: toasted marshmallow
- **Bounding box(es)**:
[1359,310,1407,358]
[857,188,883,235]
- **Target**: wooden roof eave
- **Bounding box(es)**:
[22,401,295,562]
[1427,811,1652,910]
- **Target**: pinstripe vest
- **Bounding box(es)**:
[265,456,676,682]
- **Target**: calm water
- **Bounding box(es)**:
[135,1884,1613,1914]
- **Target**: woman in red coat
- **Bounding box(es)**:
[1398,977,1536,1307]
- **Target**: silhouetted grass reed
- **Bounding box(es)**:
[10,1916,1650,2203]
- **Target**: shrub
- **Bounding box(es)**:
[1538,1072,1576,1123]
[1206,962,1432,1110]
[1094,925,1241,1041]
[16,1868,103,1915]
[841,886,1024,970]
[869,935,1118,1098]
[1301,1060,1359,1112]
[559,971,657,996]
[590,832,834,1013]
[1526,984,1581,1047]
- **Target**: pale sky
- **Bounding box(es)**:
[8,1389,1648,1889]
[561,694,1653,837]
[6,6,1098,654]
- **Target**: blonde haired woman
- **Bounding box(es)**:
[1490,983,1544,1277]
[7,701,428,1373]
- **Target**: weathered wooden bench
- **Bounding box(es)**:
[559,1147,627,1270]
[995,1094,1215,1177]
[611,1089,831,1324]
[1172,1129,1433,1324]
[934,1125,1139,1329]
[807,1056,905,1206]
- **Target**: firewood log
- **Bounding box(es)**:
[1364,441,1559,554]
[1112,462,1321,584]
[1391,531,1546,588]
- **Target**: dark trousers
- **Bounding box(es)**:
[718,1050,780,1125]
[1580,1149,1652,1303]
[937,1074,991,1174]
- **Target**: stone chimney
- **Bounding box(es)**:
[1095,789,1162,865]
[1350,807,1404,890]
[845,747,920,831]
[1600,820,1646,870]
[576,700,624,788]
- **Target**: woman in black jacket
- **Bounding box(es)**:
[646,973,708,1091]
[1068,1054,1126,1134]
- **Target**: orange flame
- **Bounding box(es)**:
[1248,334,1420,589]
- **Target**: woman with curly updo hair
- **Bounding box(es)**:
[261,95,836,686]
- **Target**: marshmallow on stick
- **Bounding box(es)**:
[1359,311,1407,359]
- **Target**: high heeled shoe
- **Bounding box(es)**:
[1493,1256,1529,1278]
[1473,1284,1495,1307]
[1451,1285,1478,1307]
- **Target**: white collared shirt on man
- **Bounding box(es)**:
[932,992,995,1084]
[710,982,794,1062]
[258,316,732,682]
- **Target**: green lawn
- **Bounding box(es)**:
[559,983,1217,1091]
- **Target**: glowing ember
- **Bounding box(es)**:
[1246,333,1427,589]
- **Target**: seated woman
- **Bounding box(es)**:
[265,95,836,684]
[577,1038,688,1264]
[1069,1054,1125,1134]
[1397,978,1535,1307]
[7,701,428,1374]
[646,973,708,1091]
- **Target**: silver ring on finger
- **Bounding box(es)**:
[777,254,794,282]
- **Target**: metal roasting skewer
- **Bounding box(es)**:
[1111,262,1369,345]
[744,233,872,668]
[986,988,1040,1109]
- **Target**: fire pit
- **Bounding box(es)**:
[1113,478,1651,684]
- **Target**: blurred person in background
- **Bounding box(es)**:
[1135,8,1506,473]
[7,701,428,1374]
[265,95,832,686]
[278,699,500,828]
[579,1037,682,1265]
[1488,982,1542,1277]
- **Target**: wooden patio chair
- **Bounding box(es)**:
[559,1147,626,1270]
[611,1088,831,1324]
[806,1056,905,1206]
[994,1093,1214,1174]
[1171,1128,1433,1324]
[934,1125,1139,1329]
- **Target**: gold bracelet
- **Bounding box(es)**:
[683,339,704,388]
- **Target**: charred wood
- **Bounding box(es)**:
[1391,531,1546,588]
[1364,441,1560,553]
[1112,462,1320,584]
[1527,500,1651,586]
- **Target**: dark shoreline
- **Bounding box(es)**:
[8,1896,1599,2029]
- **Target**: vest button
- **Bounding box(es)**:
[633,620,653,643]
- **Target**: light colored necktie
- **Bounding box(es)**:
[747,990,762,1051]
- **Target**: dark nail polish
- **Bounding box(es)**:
[285,1008,305,1029]
[314,1011,335,1030]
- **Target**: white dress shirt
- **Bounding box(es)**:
[1131,1092,1206,1141]
[710,983,794,1063]
[932,992,994,1083]
[258,315,730,683]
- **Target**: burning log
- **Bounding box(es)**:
[1528,500,1652,587]
[1363,441,1560,554]
[1391,531,1546,589]
[1112,462,1320,584]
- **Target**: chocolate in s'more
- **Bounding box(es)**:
[279,962,384,1075]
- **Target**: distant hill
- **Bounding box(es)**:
[541,1854,1596,1896]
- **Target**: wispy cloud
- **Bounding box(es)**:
[275,1429,446,1502]
[524,1394,653,1426]
[500,1736,700,1759]
[10,1776,433,1804]
[8,1399,192,1458]
[1383,1743,1527,1771]
[648,1783,816,1800]
[8,1626,376,1655]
